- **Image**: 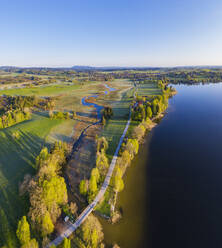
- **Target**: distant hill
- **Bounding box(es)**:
[71,66,96,70]
[0,66,18,70]
[71,65,166,71]
[1,65,222,72]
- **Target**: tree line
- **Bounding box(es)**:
[79,137,109,203]
[15,141,71,248]
[49,111,76,120]
[0,109,31,129]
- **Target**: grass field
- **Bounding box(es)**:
[0,83,81,96]
[136,82,162,96]
[0,80,129,246]
[0,78,162,246]
[0,113,67,246]
[46,119,76,144]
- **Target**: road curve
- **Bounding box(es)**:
[46,86,132,247]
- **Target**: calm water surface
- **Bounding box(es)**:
[102,83,222,248]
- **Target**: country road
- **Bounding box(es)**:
[46,85,132,247]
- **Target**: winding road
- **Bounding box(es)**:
[46,84,132,247]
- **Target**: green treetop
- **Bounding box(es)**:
[16,216,30,245]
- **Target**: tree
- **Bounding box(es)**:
[59,238,71,248]
[72,111,77,119]
[96,152,109,176]
[35,147,49,168]
[116,150,131,174]
[102,107,113,120]
[146,106,152,119]
[141,105,146,120]
[89,175,97,195]
[91,229,98,248]
[96,137,108,153]
[79,180,88,196]
[42,176,68,213]
[16,216,30,245]
[121,150,131,166]
[151,99,158,115]
[102,116,106,126]
[91,168,100,183]
[40,211,54,237]
[113,167,124,193]
[64,112,70,120]
[132,125,145,140]
[125,139,139,159]
[0,117,3,129]
[21,239,39,248]
[76,214,104,247]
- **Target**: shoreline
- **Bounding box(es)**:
[106,91,177,224]
[107,113,164,224]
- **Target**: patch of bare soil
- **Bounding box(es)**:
[66,122,101,192]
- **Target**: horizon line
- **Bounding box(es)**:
[1,64,222,69]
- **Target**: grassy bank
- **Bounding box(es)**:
[95,81,174,217]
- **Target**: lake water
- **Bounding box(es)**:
[101,83,222,248]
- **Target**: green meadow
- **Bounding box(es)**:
[0,113,64,246]
[0,79,162,246]
[0,80,120,246]
[136,82,162,96]
[0,83,81,96]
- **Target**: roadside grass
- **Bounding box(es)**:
[95,87,134,216]
[96,81,161,216]
[95,189,112,216]
[100,87,134,160]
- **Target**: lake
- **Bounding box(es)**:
[101,83,222,248]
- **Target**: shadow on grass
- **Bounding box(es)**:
[0,131,50,247]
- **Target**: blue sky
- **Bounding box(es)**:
[0,0,222,67]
